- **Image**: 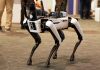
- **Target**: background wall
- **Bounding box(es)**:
[12,0,21,23]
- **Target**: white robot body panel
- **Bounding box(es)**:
[46,21,62,44]
[55,21,68,29]
[29,19,42,33]
[49,17,69,30]
[24,19,42,33]
[71,18,84,37]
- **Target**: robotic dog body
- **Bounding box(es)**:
[23,0,83,67]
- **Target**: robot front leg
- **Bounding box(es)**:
[69,18,83,61]
[52,30,65,59]
[24,24,41,65]
[70,40,82,61]
[46,41,60,67]
[46,29,60,67]
[45,21,61,67]
[27,32,41,65]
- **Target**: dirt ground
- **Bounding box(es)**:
[0,19,100,70]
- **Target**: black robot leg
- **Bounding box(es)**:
[46,28,60,67]
[58,30,65,42]
[27,32,41,65]
[24,25,41,65]
[69,23,83,61]
[20,3,26,29]
[52,30,65,59]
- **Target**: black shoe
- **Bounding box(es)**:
[5,28,11,32]
[87,17,93,19]
[80,17,86,20]
[21,26,25,29]
[0,26,3,32]
[85,16,93,19]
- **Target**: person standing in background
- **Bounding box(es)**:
[60,0,67,12]
[20,0,27,29]
[20,0,39,29]
[85,0,92,19]
[0,0,14,32]
[34,0,48,16]
[20,0,47,29]
[34,0,43,16]
[80,0,92,19]
[34,0,42,9]
[80,0,86,19]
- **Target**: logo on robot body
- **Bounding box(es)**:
[25,19,42,33]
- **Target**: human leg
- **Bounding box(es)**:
[85,0,92,19]
[20,1,26,29]
[80,0,86,19]
[0,0,6,31]
[5,0,14,30]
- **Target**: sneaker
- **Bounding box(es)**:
[0,26,3,32]
[21,26,25,29]
[5,28,11,32]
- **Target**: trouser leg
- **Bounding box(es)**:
[85,0,91,18]
[20,1,25,29]
[5,0,14,30]
[0,0,6,27]
[80,0,83,18]
[80,0,86,18]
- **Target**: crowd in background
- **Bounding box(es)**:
[0,0,95,32]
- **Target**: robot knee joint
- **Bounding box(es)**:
[36,39,41,45]
[78,35,83,41]
[38,39,41,44]
[46,21,53,27]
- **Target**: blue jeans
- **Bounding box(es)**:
[79,0,91,18]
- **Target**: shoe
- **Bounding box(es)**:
[0,26,3,32]
[80,17,86,20]
[87,17,93,19]
[21,26,25,29]
[85,16,93,19]
[5,28,11,32]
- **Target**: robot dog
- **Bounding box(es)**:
[22,0,83,67]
